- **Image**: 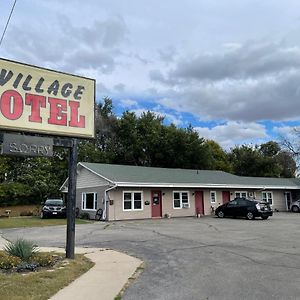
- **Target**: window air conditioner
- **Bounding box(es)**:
[182,203,189,208]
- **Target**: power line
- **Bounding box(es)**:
[0,0,17,48]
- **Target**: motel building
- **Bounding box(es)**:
[61,163,299,221]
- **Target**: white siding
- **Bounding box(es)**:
[77,167,110,188]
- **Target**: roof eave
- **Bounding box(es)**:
[115,182,300,189]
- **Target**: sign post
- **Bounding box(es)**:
[66,139,78,259]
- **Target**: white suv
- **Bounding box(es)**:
[290,200,300,213]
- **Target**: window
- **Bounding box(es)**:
[174,192,181,208]
[237,199,248,206]
[173,191,189,209]
[123,192,143,211]
[227,200,238,207]
[235,191,247,198]
[82,192,97,210]
[262,192,273,205]
[210,191,217,203]
[124,192,132,210]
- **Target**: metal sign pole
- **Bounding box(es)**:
[66,139,78,259]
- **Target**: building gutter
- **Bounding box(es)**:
[114,182,300,190]
[102,184,117,220]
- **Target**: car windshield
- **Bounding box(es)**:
[45,199,64,206]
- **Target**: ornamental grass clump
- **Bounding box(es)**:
[4,238,39,261]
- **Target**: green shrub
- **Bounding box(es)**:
[29,253,56,267]
[16,263,38,272]
[0,252,22,269]
[4,239,39,261]
[79,212,90,220]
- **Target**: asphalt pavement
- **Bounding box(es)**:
[1,213,300,300]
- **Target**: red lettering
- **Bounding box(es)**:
[0,90,23,120]
[48,97,67,126]
[25,93,46,123]
[68,100,85,128]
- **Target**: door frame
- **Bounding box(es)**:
[222,191,230,204]
[285,191,292,211]
[151,190,162,218]
[195,190,204,216]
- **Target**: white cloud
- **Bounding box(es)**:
[119,99,138,108]
[195,122,268,149]
[273,125,300,142]
[2,0,300,148]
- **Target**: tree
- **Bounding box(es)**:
[205,140,232,172]
[229,142,296,178]
[77,97,117,163]
[259,141,280,157]
[275,151,296,178]
[229,145,262,176]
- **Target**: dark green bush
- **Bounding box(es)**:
[16,263,38,272]
[79,212,90,220]
[4,239,39,261]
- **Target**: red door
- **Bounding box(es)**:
[195,191,204,215]
[222,191,230,204]
[151,191,162,218]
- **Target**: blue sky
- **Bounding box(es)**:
[1,0,300,148]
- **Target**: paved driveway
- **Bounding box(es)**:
[1,213,300,300]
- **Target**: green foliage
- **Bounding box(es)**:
[29,253,56,267]
[4,239,39,261]
[205,140,232,172]
[0,250,58,272]
[16,263,38,272]
[0,182,32,206]
[79,212,90,220]
[0,252,21,269]
[229,142,296,177]
[275,151,296,178]
[0,150,67,206]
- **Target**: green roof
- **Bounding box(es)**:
[80,162,300,189]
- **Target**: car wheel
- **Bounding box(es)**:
[246,212,255,220]
[217,210,225,218]
[40,212,46,219]
[291,206,299,213]
[261,216,269,220]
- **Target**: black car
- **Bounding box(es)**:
[215,197,273,220]
[40,199,66,219]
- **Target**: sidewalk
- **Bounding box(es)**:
[0,235,143,300]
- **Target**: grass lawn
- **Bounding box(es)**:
[0,217,92,229]
[0,254,94,300]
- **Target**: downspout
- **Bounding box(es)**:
[102,184,117,220]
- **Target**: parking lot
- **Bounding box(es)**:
[1,213,300,300]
